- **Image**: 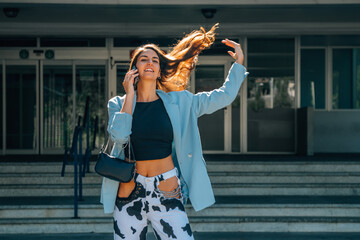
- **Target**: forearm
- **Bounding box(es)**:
[107,94,134,145]
[120,92,135,116]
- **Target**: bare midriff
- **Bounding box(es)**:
[117,154,177,198]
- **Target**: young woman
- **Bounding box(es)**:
[100,23,249,240]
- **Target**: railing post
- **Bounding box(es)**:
[79,127,83,201]
[73,126,79,218]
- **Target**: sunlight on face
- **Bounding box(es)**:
[136,49,161,81]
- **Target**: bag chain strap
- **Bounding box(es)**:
[102,135,136,163]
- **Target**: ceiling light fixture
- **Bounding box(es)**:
[3,8,19,18]
[201,8,217,19]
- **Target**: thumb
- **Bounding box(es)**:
[227,51,236,59]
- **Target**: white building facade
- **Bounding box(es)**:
[1,0,360,156]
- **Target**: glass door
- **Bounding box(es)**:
[1,62,3,154]
[75,61,106,153]
[195,63,231,153]
[41,60,107,154]
[41,61,73,153]
[5,61,39,154]
[246,38,296,153]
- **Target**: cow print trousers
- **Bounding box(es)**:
[113,167,194,240]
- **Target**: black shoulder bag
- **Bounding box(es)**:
[95,135,136,182]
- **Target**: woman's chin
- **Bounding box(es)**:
[139,77,157,82]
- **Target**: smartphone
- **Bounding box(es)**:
[131,65,140,90]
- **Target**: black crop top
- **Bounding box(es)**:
[124,98,174,160]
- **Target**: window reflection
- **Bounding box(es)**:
[0,65,2,150]
[43,66,72,150]
[76,65,106,150]
[196,65,225,151]
[247,38,295,152]
[332,48,360,109]
[301,49,326,109]
[6,65,36,149]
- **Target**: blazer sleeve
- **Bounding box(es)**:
[107,96,133,145]
[189,62,249,118]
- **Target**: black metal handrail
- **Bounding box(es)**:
[61,96,98,218]
[73,125,83,218]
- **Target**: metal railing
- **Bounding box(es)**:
[61,96,98,218]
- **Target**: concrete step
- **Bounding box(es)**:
[1,183,360,197]
[213,183,360,195]
[205,161,360,172]
[1,202,360,219]
[0,184,101,197]
[2,232,360,240]
[1,216,360,234]
[2,161,360,173]
[0,173,103,185]
[2,171,360,185]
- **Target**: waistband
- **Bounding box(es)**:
[135,167,179,184]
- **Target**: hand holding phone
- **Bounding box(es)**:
[132,66,140,90]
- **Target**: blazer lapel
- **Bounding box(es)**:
[156,90,182,163]
[132,90,182,163]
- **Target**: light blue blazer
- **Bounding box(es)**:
[100,62,249,214]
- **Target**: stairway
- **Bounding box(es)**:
[1,160,360,234]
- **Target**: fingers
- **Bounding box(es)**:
[227,51,236,58]
[123,69,139,93]
[125,69,139,81]
[221,38,240,48]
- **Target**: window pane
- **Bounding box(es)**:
[0,65,2,149]
[114,37,177,48]
[76,65,106,150]
[301,49,326,109]
[247,38,295,152]
[43,65,73,150]
[196,65,225,151]
[301,35,360,47]
[116,65,128,96]
[0,37,37,47]
[232,89,241,152]
[332,48,360,109]
[6,65,37,149]
[41,38,105,47]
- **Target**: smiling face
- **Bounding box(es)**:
[135,48,161,82]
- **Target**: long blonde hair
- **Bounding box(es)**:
[129,23,219,92]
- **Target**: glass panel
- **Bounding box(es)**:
[76,65,106,151]
[232,64,241,152]
[0,65,2,149]
[116,65,128,96]
[41,38,105,47]
[0,37,37,47]
[43,65,73,150]
[195,65,225,151]
[301,35,360,47]
[247,38,295,152]
[6,65,36,149]
[332,48,360,109]
[301,49,326,109]
[114,37,178,48]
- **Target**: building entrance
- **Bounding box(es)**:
[1,59,106,155]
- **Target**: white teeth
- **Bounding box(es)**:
[145,69,153,72]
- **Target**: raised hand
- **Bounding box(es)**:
[221,38,244,65]
[123,68,139,95]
